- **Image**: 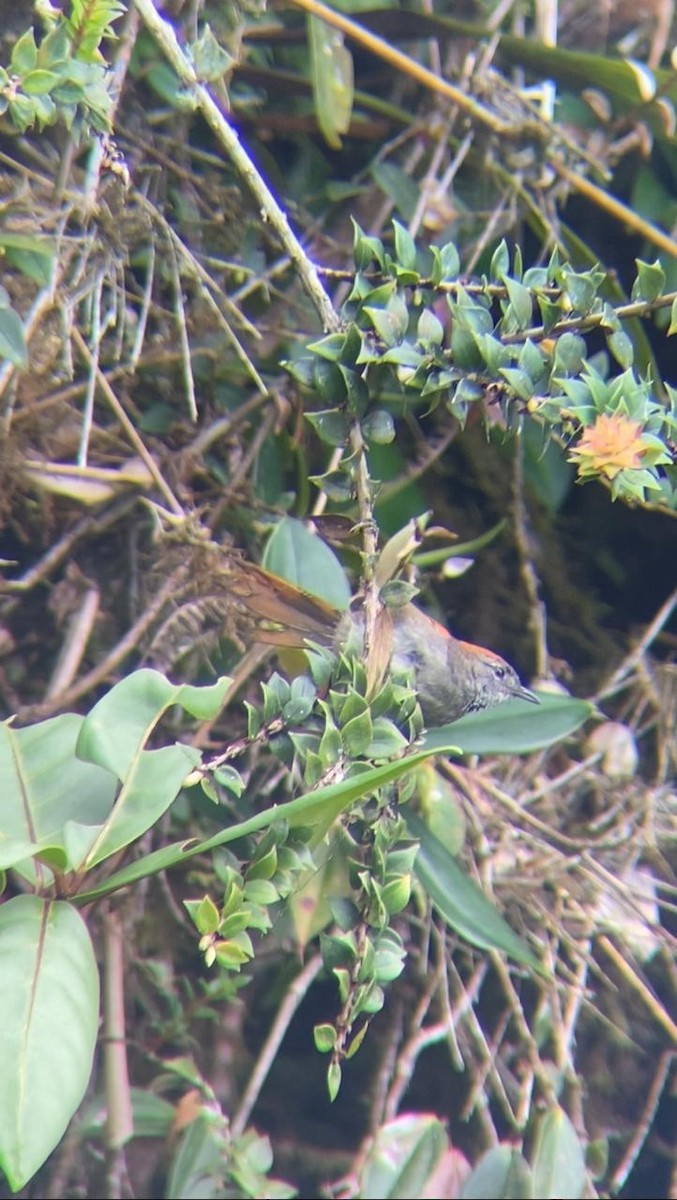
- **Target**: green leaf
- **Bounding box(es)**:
[263,516,351,610]
[392,219,417,271]
[243,878,279,905]
[460,1145,534,1199]
[372,928,405,982]
[531,1106,587,1200]
[76,671,230,779]
[0,896,99,1191]
[283,676,317,723]
[359,1114,448,1200]
[75,671,230,869]
[327,1060,342,1102]
[381,873,411,915]
[554,333,588,374]
[607,329,634,368]
[407,813,543,970]
[188,894,220,936]
[76,738,465,904]
[0,306,27,365]
[503,275,533,331]
[421,692,594,755]
[364,294,409,346]
[307,332,347,362]
[0,715,117,877]
[313,1023,337,1053]
[366,717,408,759]
[417,307,444,345]
[490,239,510,281]
[341,708,374,757]
[10,28,38,74]
[308,14,354,149]
[1,233,56,287]
[631,257,666,303]
[521,417,574,513]
[191,25,234,82]
[352,220,385,270]
[8,94,39,133]
[305,407,350,447]
[361,408,396,445]
[500,366,534,401]
[430,240,460,283]
[21,69,61,95]
[370,162,419,222]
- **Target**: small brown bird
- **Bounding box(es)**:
[228,560,539,727]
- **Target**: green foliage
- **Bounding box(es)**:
[66,0,126,63]
[0,897,99,1193]
[158,1060,295,1199]
[0,654,590,1185]
[0,671,228,1189]
[2,3,673,1194]
[300,228,676,510]
[0,2,124,134]
[357,1114,448,1199]
[185,825,316,972]
[459,1106,588,1199]
[0,286,27,366]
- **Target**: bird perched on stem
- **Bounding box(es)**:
[226,558,539,727]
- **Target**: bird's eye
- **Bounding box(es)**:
[493,665,506,679]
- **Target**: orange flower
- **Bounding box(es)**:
[568,412,649,480]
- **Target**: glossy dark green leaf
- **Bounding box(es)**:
[421,692,593,755]
[76,739,463,904]
[460,1145,534,1199]
[263,516,351,610]
[407,813,543,970]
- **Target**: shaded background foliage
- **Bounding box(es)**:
[0,0,676,1198]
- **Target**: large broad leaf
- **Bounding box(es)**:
[75,670,231,779]
[0,896,99,1192]
[262,516,351,609]
[0,715,117,876]
[74,671,231,870]
[407,813,543,972]
[359,1114,448,1199]
[460,1145,534,1199]
[422,691,594,756]
[0,673,231,877]
[531,1106,587,1200]
[76,737,464,903]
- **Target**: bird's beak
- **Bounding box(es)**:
[514,684,540,705]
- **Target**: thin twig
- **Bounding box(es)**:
[230,953,323,1138]
[78,272,104,465]
[16,571,183,720]
[597,935,677,1045]
[45,585,101,700]
[596,584,677,702]
[289,0,514,134]
[71,326,184,517]
[168,239,198,422]
[133,0,341,334]
[609,1049,674,1194]
[512,435,549,678]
